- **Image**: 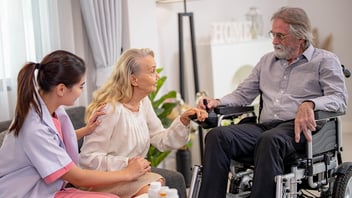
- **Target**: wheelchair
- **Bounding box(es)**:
[188,66,352,198]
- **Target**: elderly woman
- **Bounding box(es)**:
[79,48,207,198]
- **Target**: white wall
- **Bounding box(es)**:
[124,0,159,53]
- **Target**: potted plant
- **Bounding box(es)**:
[147,68,178,167]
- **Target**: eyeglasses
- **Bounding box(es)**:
[268,31,290,41]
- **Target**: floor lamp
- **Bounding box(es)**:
[175,0,205,188]
[178,2,199,100]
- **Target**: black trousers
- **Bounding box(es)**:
[198,120,306,198]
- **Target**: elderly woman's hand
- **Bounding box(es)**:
[180,107,208,126]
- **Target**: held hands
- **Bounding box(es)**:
[294,101,316,143]
[125,157,151,181]
[180,108,208,126]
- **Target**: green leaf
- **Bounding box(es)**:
[153,90,177,109]
[158,102,177,118]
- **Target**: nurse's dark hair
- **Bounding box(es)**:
[9,50,86,136]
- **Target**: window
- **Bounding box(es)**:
[0,0,36,121]
[0,0,58,121]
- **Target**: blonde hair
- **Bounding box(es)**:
[85,48,155,122]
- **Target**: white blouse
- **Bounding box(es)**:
[79,97,190,171]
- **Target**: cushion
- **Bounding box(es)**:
[0,120,11,132]
[65,106,86,151]
[65,106,86,129]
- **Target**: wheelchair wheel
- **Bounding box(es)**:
[332,166,352,197]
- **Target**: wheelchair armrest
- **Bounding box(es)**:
[214,105,254,116]
[189,105,255,129]
[314,110,345,121]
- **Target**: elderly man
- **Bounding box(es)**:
[198,7,348,198]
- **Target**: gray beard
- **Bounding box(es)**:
[274,50,288,59]
[273,45,290,59]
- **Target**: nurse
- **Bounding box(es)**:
[0,50,151,198]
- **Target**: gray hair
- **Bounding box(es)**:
[271,7,313,49]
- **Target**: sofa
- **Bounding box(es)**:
[0,106,187,198]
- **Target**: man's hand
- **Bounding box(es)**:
[198,96,221,110]
[294,101,316,143]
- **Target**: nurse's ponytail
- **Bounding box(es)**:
[9,50,86,136]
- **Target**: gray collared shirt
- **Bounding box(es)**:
[220,44,348,123]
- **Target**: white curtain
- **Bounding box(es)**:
[80,0,122,87]
[0,0,37,122]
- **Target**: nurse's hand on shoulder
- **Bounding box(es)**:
[124,157,151,181]
[75,104,106,139]
[180,107,208,126]
[84,104,107,135]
